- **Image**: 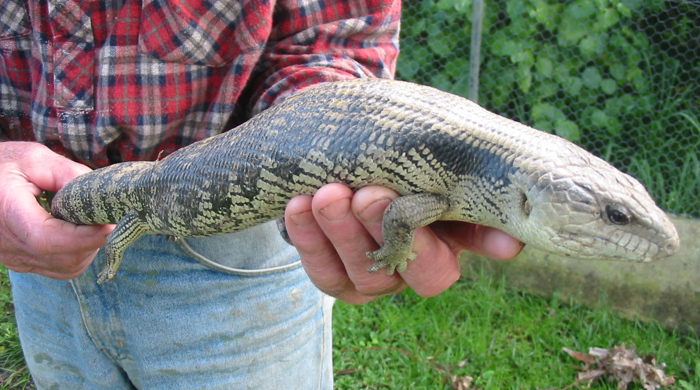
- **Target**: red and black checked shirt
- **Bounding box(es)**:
[0,0,400,167]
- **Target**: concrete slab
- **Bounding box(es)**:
[459,216,699,334]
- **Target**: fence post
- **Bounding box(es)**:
[468,0,484,103]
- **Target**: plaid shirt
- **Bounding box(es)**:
[0,0,399,167]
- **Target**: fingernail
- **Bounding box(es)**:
[319,198,351,221]
[358,198,393,223]
[289,211,315,227]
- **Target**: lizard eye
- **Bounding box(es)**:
[606,204,633,225]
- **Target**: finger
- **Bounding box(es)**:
[286,192,386,304]
[348,186,397,240]
[431,221,524,260]
[18,143,92,191]
[6,190,112,255]
[352,187,461,297]
[4,250,99,279]
[310,184,406,297]
[285,194,358,298]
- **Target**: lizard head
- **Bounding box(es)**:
[507,144,680,262]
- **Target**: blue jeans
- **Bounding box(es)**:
[10,221,335,389]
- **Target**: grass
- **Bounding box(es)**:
[332,270,700,389]
[1,267,698,389]
[0,270,32,390]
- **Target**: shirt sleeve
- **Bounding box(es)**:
[246,0,401,115]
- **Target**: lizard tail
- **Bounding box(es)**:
[51,161,152,225]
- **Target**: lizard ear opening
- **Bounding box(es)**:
[521,192,531,218]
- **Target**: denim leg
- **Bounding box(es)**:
[11,222,334,389]
[10,272,136,389]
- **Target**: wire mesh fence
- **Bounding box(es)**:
[398,0,699,218]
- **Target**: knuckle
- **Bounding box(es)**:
[20,142,50,161]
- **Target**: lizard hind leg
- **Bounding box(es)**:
[366,193,450,275]
[97,211,152,284]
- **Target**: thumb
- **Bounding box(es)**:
[7,142,92,192]
[431,221,524,261]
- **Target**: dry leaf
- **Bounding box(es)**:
[562,347,598,365]
[562,344,675,389]
[451,375,475,390]
[428,359,480,390]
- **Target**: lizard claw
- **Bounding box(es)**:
[97,267,117,284]
[366,248,417,275]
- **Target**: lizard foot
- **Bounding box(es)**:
[97,265,118,284]
[366,247,417,275]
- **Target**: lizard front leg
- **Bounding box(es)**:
[367,194,450,274]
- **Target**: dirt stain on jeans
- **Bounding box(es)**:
[33,352,53,365]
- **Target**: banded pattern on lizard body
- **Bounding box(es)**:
[51,79,680,283]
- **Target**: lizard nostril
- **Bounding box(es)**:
[663,240,679,256]
[656,236,680,258]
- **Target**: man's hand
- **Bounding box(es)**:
[0,142,113,279]
[284,183,524,304]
